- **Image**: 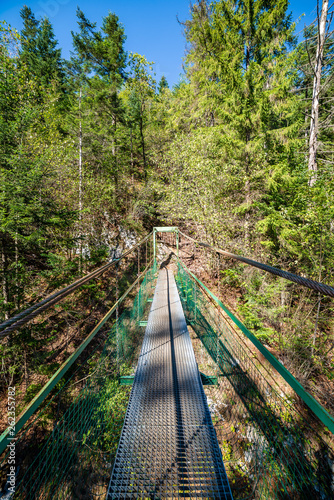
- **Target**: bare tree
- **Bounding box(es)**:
[308,0,330,186]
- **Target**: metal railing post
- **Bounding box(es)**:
[153,229,156,264]
[217,253,220,297]
[176,229,179,261]
[194,280,197,323]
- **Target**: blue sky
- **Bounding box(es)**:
[0,0,322,88]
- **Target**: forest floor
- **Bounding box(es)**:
[159,237,334,434]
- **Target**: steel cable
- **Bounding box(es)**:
[0,233,152,338]
[178,230,334,298]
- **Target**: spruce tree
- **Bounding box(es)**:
[19,5,39,72]
[35,17,63,86]
[158,75,169,94]
[20,7,63,86]
[71,8,126,87]
[70,10,128,211]
[184,0,296,248]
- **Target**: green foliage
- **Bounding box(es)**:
[158,75,169,93]
[24,382,43,403]
[37,362,60,376]
[0,21,78,319]
[149,0,334,380]
[0,1,333,426]
[221,268,243,288]
[20,6,64,87]
[88,378,130,455]
[72,8,126,85]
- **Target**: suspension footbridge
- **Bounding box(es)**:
[108,268,232,498]
[0,227,333,499]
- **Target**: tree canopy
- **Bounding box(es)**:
[1,0,334,414]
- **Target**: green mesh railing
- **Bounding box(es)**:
[175,262,334,500]
[2,254,333,499]
[0,266,157,499]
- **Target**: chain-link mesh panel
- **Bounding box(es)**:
[0,267,157,499]
[175,263,334,500]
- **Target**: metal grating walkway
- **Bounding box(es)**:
[107,268,233,499]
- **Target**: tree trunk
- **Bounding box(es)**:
[139,115,147,181]
[244,25,251,250]
[304,87,308,147]
[24,350,28,393]
[79,88,83,275]
[130,127,134,171]
[1,238,9,320]
[112,114,118,205]
[15,228,19,308]
[308,0,329,187]
[244,126,251,251]
[112,115,116,157]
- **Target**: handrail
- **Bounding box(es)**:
[177,259,334,434]
[179,230,334,298]
[0,259,154,456]
[0,232,152,337]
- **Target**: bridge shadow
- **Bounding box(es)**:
[164,267,229,497]
[160,252,174,269]
[106,267,231,498]
[176,276,333,499]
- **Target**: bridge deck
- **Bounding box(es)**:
[107,268,233,499]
